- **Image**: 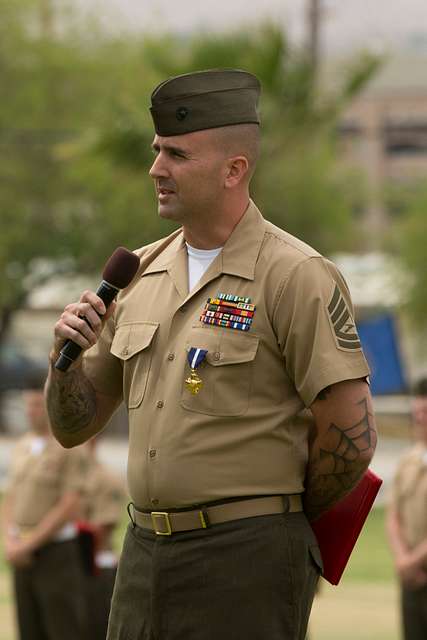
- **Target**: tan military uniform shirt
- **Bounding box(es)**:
[82,462,127,530]
[7,433,88,528]
[84,200,369,509]
[390,442,427,552]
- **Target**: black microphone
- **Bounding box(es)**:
[54,247,140,372]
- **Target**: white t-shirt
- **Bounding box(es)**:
[186,243,223,291]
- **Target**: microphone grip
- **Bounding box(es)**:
[54,280,119,372]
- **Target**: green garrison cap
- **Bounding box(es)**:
[150,69,261,136]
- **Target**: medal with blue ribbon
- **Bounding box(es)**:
[185,347,208,395]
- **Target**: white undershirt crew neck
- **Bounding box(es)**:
[186,243,223,291]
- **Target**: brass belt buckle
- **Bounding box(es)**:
[151,512,172,536]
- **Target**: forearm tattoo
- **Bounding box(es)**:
[46,369,97,435]
[305,397,377,521]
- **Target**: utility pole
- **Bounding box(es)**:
[39,0,54,38]
[307,0,321,75]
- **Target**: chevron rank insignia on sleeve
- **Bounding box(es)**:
[327,284,362,351]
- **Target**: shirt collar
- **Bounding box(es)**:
[142,199,265,281]
[220,199,265,280]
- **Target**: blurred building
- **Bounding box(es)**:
[336,52,427,238]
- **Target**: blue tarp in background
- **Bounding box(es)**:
[357,313,407,395]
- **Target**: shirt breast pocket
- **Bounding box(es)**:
[111,321,159,409]
[181,327,259,417]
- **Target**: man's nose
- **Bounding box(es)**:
[149,153,169,179]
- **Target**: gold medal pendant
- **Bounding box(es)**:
[186,347,207,395]
[185,369,203,395]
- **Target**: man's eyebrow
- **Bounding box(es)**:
[151,142,190,156]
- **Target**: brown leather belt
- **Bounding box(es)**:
[132,494,303,536]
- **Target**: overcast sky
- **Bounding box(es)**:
[74,0,427,56]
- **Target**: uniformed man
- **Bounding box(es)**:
[387,377,427,640]
[45,69,377,640]
[1,372,89,640]
[82,437,127,640]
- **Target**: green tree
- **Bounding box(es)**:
[391,185,427,325]
[0,1,170,345]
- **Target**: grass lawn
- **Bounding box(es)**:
[309,506,400,640]
[343,505,395,583]
[0,505,400,640]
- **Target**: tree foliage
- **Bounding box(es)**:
[389,185,427,325]
[0,1,170,327]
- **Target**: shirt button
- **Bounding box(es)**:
[122,347,129,356]
[156,400,164,409]
[167,353,175,361]
[213,352,221,361]
[151,498,159,506]
[149,449,157,459]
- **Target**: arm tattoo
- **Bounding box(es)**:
[46,369,97,435]
[305,397,377,521]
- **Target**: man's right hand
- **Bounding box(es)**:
[46,291,120,447]
[51,290,116,368]
[5,537,34,568]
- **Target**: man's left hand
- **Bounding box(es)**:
[5,537,34,568]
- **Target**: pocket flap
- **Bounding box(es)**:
[186,327,259,366]
[111,322,159,361]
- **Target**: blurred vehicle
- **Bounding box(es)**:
[0,344,46,392]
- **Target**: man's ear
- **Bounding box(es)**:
[224,156,249,188]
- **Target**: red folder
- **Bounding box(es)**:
[311,468,382,585]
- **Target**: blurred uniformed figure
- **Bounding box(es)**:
[0,372,89,640]
[83,437,127,640]
[46,69,377,640]
[387,377,427,640]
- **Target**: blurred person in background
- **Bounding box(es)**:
[45,69,376,640]
[83,436,127,640]
[387,377,427,640]
[0,371,89,640]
